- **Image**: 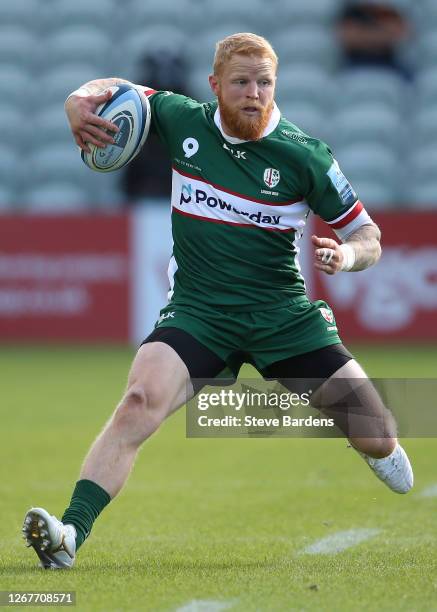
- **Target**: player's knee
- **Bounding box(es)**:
[113,384,167,441]
[351,437,397,458]
[373,437,397,458]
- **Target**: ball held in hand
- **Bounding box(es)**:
[81,83,151,172]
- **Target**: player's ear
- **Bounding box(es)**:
[209,74,219,96]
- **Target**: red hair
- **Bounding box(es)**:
[213,32,278,76]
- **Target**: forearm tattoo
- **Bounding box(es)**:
[345,224,382,271]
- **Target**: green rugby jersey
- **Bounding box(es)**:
[140,88,372,310]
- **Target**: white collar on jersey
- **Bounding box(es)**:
[214,102,281,144]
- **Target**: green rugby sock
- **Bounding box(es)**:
[61,479,111,550]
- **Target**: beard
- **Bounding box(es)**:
[217,92,273,141]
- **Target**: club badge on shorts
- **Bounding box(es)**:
[319,307,334,324]
[263,168,280,188]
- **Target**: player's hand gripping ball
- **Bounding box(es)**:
[81,83,151,172]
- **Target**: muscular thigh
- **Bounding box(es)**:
[264,347,396,439]
[142,325,238,392]
[127,342,193,417]
[311,359,397,439]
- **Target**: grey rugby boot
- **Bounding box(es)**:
[22,507,76,569]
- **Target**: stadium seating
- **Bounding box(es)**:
[30,144,94,185]
[0,0,42,29]
[0,0,431,210]
[276,65,335,110]
[405,182,437,209]
[126,0,199,29]
[378,0,414,13]
[188,67,214,103]
[329,103,403,150]
[350,181,398,209]
[0,106,27,150]
[279,102,329,141]
[0,144,19,177]
[43,0,116,32]
[23,183,90,211]
[416,31,437,70]
[0,147,22,194]
[335,143,399,186]
[0,187,14,210]
[416,68,437,110]
[196,0,272,35]
[186,24,259,71]
[0,27,38,70]
[40,64,101,108]
[0,66,30,111]
[34,106,72,147]
[273,0,340,25]
[407,146,437,185]
[411,107,437,147]
[44,27,113,72]
[118,26,188,79]
[273,26,339,71]
[334,68,408,111]
[420,0,437,30]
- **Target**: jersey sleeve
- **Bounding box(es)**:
[131,85,199,154]
[304,141,374,241]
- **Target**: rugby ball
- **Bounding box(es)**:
[81,83,151,172]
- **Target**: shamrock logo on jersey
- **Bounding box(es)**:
[263,168,280,188]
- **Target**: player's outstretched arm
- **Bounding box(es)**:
[312,223,381,275]
[64,77,130,153]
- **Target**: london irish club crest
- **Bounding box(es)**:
[319,307,334,324]
[263,168,280,188]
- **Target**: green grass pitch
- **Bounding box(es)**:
[0,344,436,611]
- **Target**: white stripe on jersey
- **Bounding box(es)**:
[333,209,374,241]
[326,201,374,241]
[172,168,309,232]
[167,255,178,301]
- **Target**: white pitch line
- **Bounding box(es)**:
[175,600,236,612]
[418,483,437,498]
[301,528,381,555]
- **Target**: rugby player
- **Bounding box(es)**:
[22,33,413,569]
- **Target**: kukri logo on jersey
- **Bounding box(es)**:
[179,183,281,226]
[223,143,247,159]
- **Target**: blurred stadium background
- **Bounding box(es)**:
[0,0,435,345]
